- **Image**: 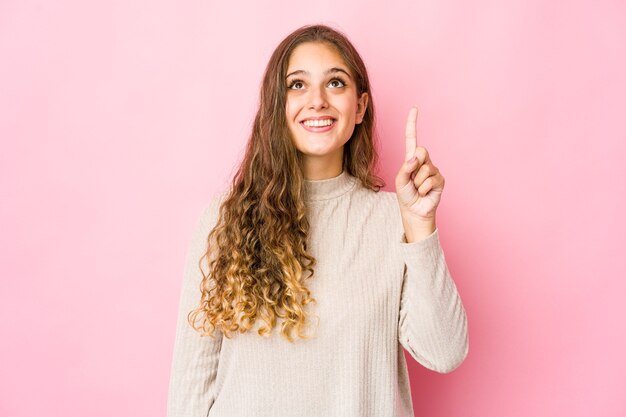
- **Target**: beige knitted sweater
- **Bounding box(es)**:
[167,169,468,417]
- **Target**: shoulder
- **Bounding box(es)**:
[349,186,405,242]
[351,186,404,227]
[196,189,229,233]
[353,186,399,212]
[206,189,229,215]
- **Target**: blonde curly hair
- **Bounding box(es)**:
[188,24,384,342]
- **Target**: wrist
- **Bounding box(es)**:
[400,210,436,243]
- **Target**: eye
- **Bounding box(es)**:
[287,79,305,90]
[328,78,346,88]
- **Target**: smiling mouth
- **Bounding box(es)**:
[301,118,336,128]
[300,119,336,133]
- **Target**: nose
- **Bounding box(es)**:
[307,85,328,110]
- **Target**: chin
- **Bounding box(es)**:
[300,148,338,157]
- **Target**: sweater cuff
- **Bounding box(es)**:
[399,227,442,264]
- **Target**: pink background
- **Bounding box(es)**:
[1,1,625,416]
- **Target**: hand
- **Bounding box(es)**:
[395,106,445,223]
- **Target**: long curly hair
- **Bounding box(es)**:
[188,24,385,342]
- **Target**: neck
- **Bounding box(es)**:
[301,148,344,180]
[303,168,356,202]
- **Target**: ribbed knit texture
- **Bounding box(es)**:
[167,169,469,417]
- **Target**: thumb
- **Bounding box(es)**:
[396,153,419,191]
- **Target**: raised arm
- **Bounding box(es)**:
[393,106,468,373]
[167,195,224,416]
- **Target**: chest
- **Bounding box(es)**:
[303,201,404,338]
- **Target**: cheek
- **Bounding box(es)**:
[285,96,301,122]
[338,97,358,118]
[284,103,293,121]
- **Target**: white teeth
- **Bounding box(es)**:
[303,119,334,127]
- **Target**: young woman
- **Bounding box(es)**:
[167,24,468,417]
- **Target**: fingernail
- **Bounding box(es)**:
[408,155,417,163]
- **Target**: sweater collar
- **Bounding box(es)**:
[304,169,357,202]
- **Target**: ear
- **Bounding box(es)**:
[355,92,369,124]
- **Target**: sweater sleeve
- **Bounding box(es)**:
[397,227,469,373]
[167,196,224,416]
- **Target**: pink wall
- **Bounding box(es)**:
[1,1,625,416]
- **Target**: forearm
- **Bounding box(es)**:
[398,228,469,373]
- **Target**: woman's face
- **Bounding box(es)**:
[284,42,368,175]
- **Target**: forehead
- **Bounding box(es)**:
[286,42,348,72]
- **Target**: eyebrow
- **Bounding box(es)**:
[285,67,352,79]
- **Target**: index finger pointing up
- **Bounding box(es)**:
[405,106,418,161]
